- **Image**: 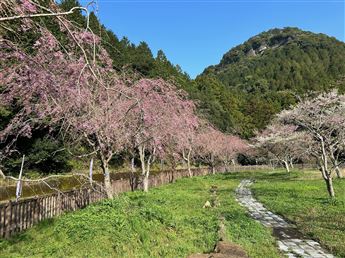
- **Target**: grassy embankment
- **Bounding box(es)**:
[252,170,345,257]
[0,173,279,258]
[1,169,344,258]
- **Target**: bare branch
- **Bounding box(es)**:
[0,6,87,22]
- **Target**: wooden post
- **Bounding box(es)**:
[16,155,25,202]
[27,200,30,229]
[5,201,12,237]
[89,158,93,187]
[38,197,41,222]
[48,196,51,218]
[18,202,22,232]
[58,193,62,215]
[0,205,4,237]
[33,198,38,225]
[51,195,54,217]
[14,202,18,233]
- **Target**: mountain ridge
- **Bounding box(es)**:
[192,27,345,137]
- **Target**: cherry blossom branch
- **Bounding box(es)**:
[0,6,88,22]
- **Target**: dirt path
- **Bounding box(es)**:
[235,179,334,258]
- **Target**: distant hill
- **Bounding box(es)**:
[194,27,345,137]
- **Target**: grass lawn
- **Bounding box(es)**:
[251,170,345,258]
[2,170,343,258]
[0,174,280,258]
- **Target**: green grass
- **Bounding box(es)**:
[251,170,345,258]
[0,174,280,258]
[2,170,344,257]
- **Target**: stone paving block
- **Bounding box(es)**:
[277,241,289,252]
[306,240,320,246]
[293,247,305,255]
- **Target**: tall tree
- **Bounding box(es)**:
[255,123,308,172]
[131,79,198,191]
[0,0,136,198]
[195,127,224,174]
[278,91,345,197]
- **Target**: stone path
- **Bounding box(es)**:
[235,180,334,258]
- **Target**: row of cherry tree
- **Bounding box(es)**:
[0,0,247,197]
[255,91,345,197]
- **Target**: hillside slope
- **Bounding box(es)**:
[196,27,345,137]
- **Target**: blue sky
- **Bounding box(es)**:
[83,0,345,78]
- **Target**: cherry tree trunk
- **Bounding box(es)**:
[335,166,343,178]
[224,162,230,173]
[183,149,192,177]
[102,164,113,198]
[138,146,150,192]
[186,149,192,178]
[283,160,290,173]
[131,157,136,173]
[325,177,335,198]
[130,157,137,191]
[143,176,149,192]
[187,158,192,177]
[211,165,216,175]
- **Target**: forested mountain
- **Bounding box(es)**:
[197,27,345,137]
